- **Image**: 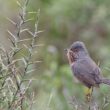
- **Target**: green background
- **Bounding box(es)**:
[1,0,110,109]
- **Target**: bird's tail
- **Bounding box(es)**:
[101,78,110,85]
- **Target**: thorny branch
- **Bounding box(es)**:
[0,0,42,109]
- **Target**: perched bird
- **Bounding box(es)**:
[65,41,110,101]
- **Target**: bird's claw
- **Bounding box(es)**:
[86,93,91,102]
[85,87,93,102]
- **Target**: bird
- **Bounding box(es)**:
[65,41,110,102]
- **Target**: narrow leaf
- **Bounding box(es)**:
[27,30,34,36]
[17,38,32,43]
[16,1,22,8]
[8,38,16,47]
[26,69,37,74]
[7,30,17,41]
[28,12,37,14]
[24,18,34,23]
[6,17,16,26]
[20,28,29,33]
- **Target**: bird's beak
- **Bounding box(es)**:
[64,48,69,53]
[64,48,74,64]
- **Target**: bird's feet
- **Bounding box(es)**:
[85,87,93,102]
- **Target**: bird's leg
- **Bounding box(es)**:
[85,87,93,102]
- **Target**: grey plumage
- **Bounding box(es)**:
[69,41,110,88]
[71,57,101,88]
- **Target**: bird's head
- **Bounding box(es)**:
[65,41,89,64]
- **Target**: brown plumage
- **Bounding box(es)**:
[66,41,110,89]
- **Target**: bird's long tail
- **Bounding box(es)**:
[101,78,110,85]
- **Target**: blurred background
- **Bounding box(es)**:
[1,0,110,110]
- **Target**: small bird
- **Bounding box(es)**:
[65,41,110,101]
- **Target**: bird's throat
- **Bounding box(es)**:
[67,50,75,65]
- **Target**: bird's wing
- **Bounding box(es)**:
[72,58,101,87]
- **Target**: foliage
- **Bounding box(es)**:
[0,0,42,109]
[1,0,110,110]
